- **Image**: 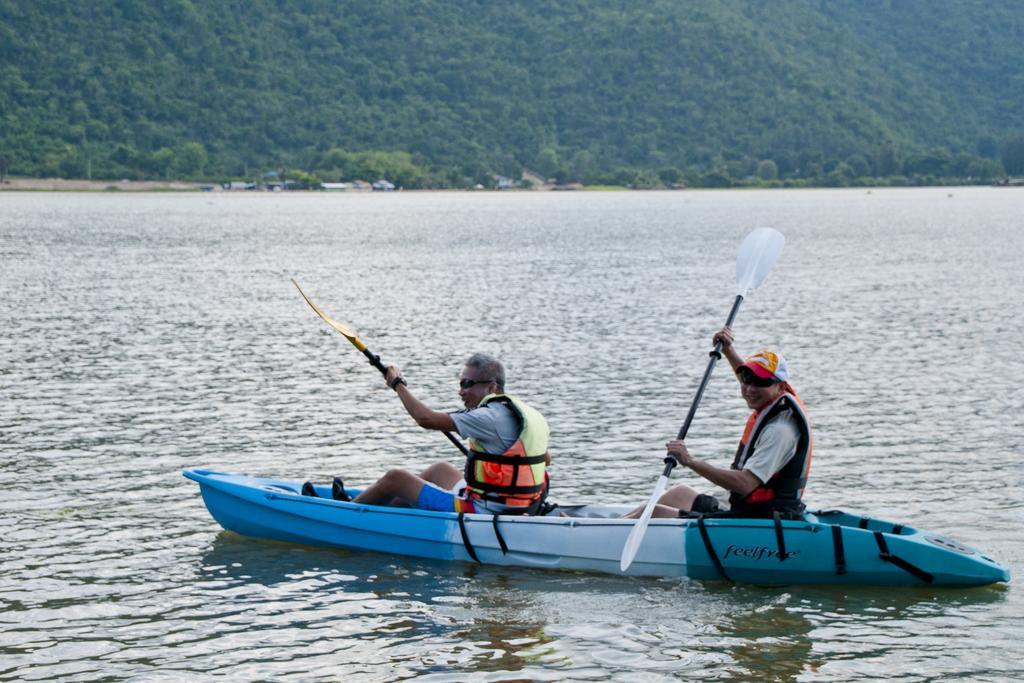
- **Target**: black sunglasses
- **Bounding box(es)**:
[459,378,493,389]
[737,369,778,388]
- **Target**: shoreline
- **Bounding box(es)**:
[1,177,1018,193]
[0,177,201,192]
[0,177,608,192]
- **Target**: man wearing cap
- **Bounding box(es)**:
[626,326,813,519]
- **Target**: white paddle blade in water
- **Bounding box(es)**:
[735,227,785,297]
[621,227,784,573]
[620,474,670,572]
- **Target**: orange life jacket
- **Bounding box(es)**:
[463,395,550,512]
[728,387,813,517]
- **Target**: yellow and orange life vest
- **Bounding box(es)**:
[463,394,550,512]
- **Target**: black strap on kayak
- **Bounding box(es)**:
[772,511,788,562]
[696,516,731,582]
[858,517,870,530]
[536,501,559,516]
[892,523,904,535]
[491,514,509,555]
[457,512,482,564]
[830,524,847,575]
[874,531,933,584]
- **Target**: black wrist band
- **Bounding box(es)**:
[388,376,406,390]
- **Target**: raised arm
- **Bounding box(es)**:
[713,326,744,375]
[385,365,458,432]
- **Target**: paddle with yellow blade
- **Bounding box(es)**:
[619,228,785,572]
[292,279,469,456]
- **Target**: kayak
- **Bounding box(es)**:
[183,469,1010,587]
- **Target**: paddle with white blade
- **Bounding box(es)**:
[619,227,785,572]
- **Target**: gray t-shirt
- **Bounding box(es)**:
[741,408,801,484]
[449,400,521,454]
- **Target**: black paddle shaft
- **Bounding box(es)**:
[361,346,470,456]
[661,294,745,476]
[361,347,389,375]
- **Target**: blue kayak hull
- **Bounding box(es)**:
[184,469,1010,587]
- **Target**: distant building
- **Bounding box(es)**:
[494,175,513,189]
[372,179,396,191]
[321,182,350,191]
[224,181,257,191]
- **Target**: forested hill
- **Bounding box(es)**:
[2,0,1023,187]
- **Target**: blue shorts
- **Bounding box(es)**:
[416,481,476,513]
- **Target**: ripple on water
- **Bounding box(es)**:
[1,189,1022,681]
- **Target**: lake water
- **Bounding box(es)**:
[1,188,1022,681]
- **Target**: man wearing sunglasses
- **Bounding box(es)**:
[626,327,812,520]
[345,352,551,514]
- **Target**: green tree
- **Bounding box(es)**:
[658,166,684,186]
[602,167,639,187]
[905,148,952,177]
[701,168,734,188]
[872,143,900,177]
[287,170,322,189]
[111,144,141,167]
[756,159,778,181]
[976,135,999,159]
[347,150,429,188]
[173,142,208,178]
[567,150,593,183]
[966,158,1004,181]
[949,153,975,177]
[2,2,1022,185]
[631,169,661,189]
[826,162,854,186]
[1000,133,1024,176]
[535,147,560,180]
[148,148,175,179]
[846,154,870,178]
[726,157,756,179]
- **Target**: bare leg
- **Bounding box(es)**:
[622,484,702,518]
[418,461,463,489]
[656,484,700,511]
[352,468,427,506]
[623,503,682,519]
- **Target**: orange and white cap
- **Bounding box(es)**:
[738,349,790,383]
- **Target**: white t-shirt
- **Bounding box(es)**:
[741,409,800,484]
